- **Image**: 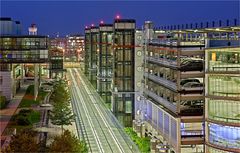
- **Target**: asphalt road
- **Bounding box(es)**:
[68,68,139,153]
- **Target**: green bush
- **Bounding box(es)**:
[0,96,7,109]
[19,109,33,115]
[16,115,31,125]
[124,127,150,153]
[26,85,34,95]
[15,109,40,126]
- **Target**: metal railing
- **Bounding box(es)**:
[143,88,177,112]
[144,72,177,91]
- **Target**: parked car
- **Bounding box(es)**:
[180,79,200,86]
[180,100,203,110]
[182,82,203,91]
[180,60,203,71]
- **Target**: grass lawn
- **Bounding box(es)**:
[6,109,41,133]
[104,103,111,109]
[124,127,151,153]
[19,85,48,107]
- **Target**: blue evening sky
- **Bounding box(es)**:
[1,1,239,36]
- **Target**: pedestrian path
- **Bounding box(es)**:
[0,84,28,148]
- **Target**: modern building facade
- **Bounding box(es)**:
[0,18,49,100]
[89,26,99,89]
[49,47,65,78]
[111,19,136,127]
[205,38,240,152]
[84,27,91,76]
[133,20,240,153]
[97,23,113,103]
[65,34,84,62]
[144,30,205,153]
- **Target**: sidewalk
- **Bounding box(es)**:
[0,84,28,144]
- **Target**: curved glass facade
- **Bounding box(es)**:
[208,123,240,149]
[207,48,240,72]
[208,99,240,124]
[208,75,240,98]
[207,146,235,153]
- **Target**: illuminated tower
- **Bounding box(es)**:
[28,23,37,35]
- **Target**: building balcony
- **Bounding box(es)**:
[144,87,203,116]
[149,39,204,47]
[143,88,177,112]
[144,72,177,91]
[145,56,177,69]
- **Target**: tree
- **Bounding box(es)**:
[50,79,75,133]
[50,103,75,133]
[49,130,88,153]
[3,128,39,153]
[50,80,70,106]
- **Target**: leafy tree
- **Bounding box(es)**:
[49,130,88,153]
[3,128,39,153]
[50,80,70,106]
[50,79,75,132]
[50,103,75,133]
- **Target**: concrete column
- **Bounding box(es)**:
[21,64,24,86]
[12,65,17,97]
[34,64,39,100]
[39,64,41,86]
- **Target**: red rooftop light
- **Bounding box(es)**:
[116,15,120,19]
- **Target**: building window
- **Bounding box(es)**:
[208,99,240,124]
[208,49,240,72]
[208,75,240,98]
[208,123,240,149]
[125,100,132,113]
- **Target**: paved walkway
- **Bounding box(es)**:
[0,84,29,148]
[0,84,28,136]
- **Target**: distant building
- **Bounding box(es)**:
[0,17,21,36]
[49,47,65,78]
[49,37,66,50]
[65,35,84,62]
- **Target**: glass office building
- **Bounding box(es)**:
[84,27,91,76]
[89,26,99,88]
[97,24,113,103]
[112,19,136,127]
[0,36,48,63]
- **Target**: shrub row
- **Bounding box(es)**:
[125,127,150,153]
[14,109,40,126]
